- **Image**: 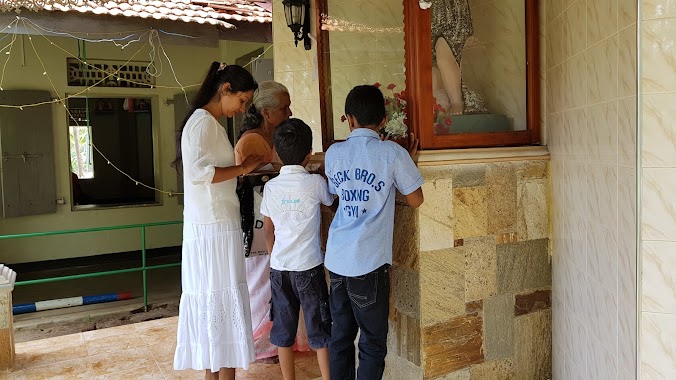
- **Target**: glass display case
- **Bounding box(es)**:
[317,0,540,150]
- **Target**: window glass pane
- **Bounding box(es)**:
[69,125,94,179]
[323,0,406,140]
[67,97,156,208]
[431,0,527,135]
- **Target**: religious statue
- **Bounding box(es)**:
[431,0,487,115]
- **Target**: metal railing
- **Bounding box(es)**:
[0,220,183,312]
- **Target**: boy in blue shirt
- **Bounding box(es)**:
[324,85,424,379]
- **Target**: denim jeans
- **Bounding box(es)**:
[328,264,390,380]
[269,264,332,349]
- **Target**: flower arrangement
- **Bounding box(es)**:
[378,82,409,139]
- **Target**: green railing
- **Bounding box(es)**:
[0,220,183,312]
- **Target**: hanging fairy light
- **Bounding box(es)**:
[320,14,403,34]
[0,16,274,196]
[0,0,133,13]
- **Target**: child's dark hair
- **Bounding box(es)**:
[344,85,386,127]
[172,63,257,174]
[273,118,313,166]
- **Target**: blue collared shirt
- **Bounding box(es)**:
[324,128,424,276]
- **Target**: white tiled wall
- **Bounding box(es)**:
[272,0,324,153]
[272,0,407,146]
[640,0,676,378]
[547,0,638,379]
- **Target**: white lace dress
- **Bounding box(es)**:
[174,109,255,372]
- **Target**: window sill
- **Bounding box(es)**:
[309,146,550,166]
[72,201,162,211]
[416,146,550,166]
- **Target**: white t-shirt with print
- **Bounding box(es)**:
[260,165,335,272]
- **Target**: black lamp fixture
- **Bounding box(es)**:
[282,0,311,50]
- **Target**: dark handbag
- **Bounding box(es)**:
[236,172,278,257]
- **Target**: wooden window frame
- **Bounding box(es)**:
[316,0,541,151]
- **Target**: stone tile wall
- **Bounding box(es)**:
[387,159,551,380]
[319,158,551,380]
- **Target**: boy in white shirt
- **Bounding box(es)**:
[260,118,334,380]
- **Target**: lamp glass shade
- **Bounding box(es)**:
[283,0,307,32]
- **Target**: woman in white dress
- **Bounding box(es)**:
[172,62,263,380]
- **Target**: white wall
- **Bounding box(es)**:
[272,0,324,153]
[0,33,270,264]
[639,1,676,377]
[547,0,638,379]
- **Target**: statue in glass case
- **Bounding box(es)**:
[431,0,487,115]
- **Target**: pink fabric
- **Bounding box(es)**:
[246,248,309,359]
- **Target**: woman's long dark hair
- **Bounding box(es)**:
[171,62,258,174]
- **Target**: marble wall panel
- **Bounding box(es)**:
[421,248,466,327]
[513,310,553,380]
[483,294,514,361]
[423,314,484,379]
[496,239,551,293]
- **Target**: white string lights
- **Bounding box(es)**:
[320,14,403,34]
[0,17,273,196]
[0,17,273,107]
[17,18,179,195]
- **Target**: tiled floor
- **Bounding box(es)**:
[7,317,322,380]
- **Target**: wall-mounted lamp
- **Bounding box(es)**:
[282,0,311,50]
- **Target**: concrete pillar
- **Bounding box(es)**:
[0,264,16,372]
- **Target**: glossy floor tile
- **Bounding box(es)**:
[6,317,322,380]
